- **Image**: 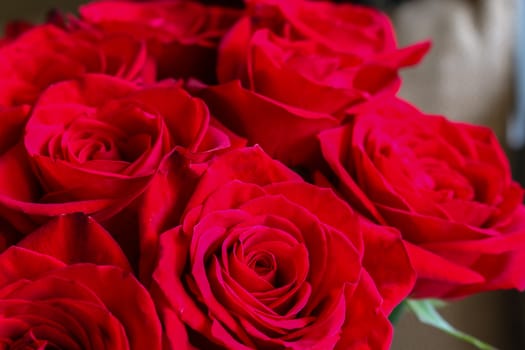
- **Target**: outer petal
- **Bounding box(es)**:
[52,264,163,350]
[152,227,206,348]
[0,247,162,350]
[248,30,366,116]
[184,146,301,213]
[217,17,252,84]
[319,125,385,223]
[336,272,392,350]
[139,150,205,283]
[0,247,65,288]
[360,220,415,314]
[196,81,338,166]
[17,214,131,271]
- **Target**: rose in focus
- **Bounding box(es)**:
[150,147,414,349]
[0,23,155,182]
[0,73,238,259]
[319,97,525,297]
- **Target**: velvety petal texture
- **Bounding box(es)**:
[150,146,414,349]
[0,74,175,218]
[1,0,524,348]
[319,97,525,298]
[195,79,338,166]
[0,73,237,262]
[0,214,162,349]
[0,22,157,252]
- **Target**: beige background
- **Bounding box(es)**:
[391,1,522,348]
[1,1,523,349]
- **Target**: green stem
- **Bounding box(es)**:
[389,300,407,325]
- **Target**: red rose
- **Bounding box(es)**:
[0,214,162,349]
[79,0,240,82]
[219,0,429,83]
[0,20,33,46]
[195,0,429,166]
[319,97,525,298]
[0,24,154,108]
[0,74,238,261]
[0,23,155,180]
[149,147,414,349]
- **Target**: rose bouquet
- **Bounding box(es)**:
[0,0,522,349]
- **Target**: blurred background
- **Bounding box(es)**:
[1,0,523,349]
[391,1,524,349]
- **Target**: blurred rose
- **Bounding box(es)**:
[0,214,162,349]
[319,97,525,297]
[79,0,240,82]
[195,0,429,166]
[0,24,154,108]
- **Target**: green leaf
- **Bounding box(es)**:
[406,299,498,350]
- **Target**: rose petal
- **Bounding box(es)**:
[17,214,131,271]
